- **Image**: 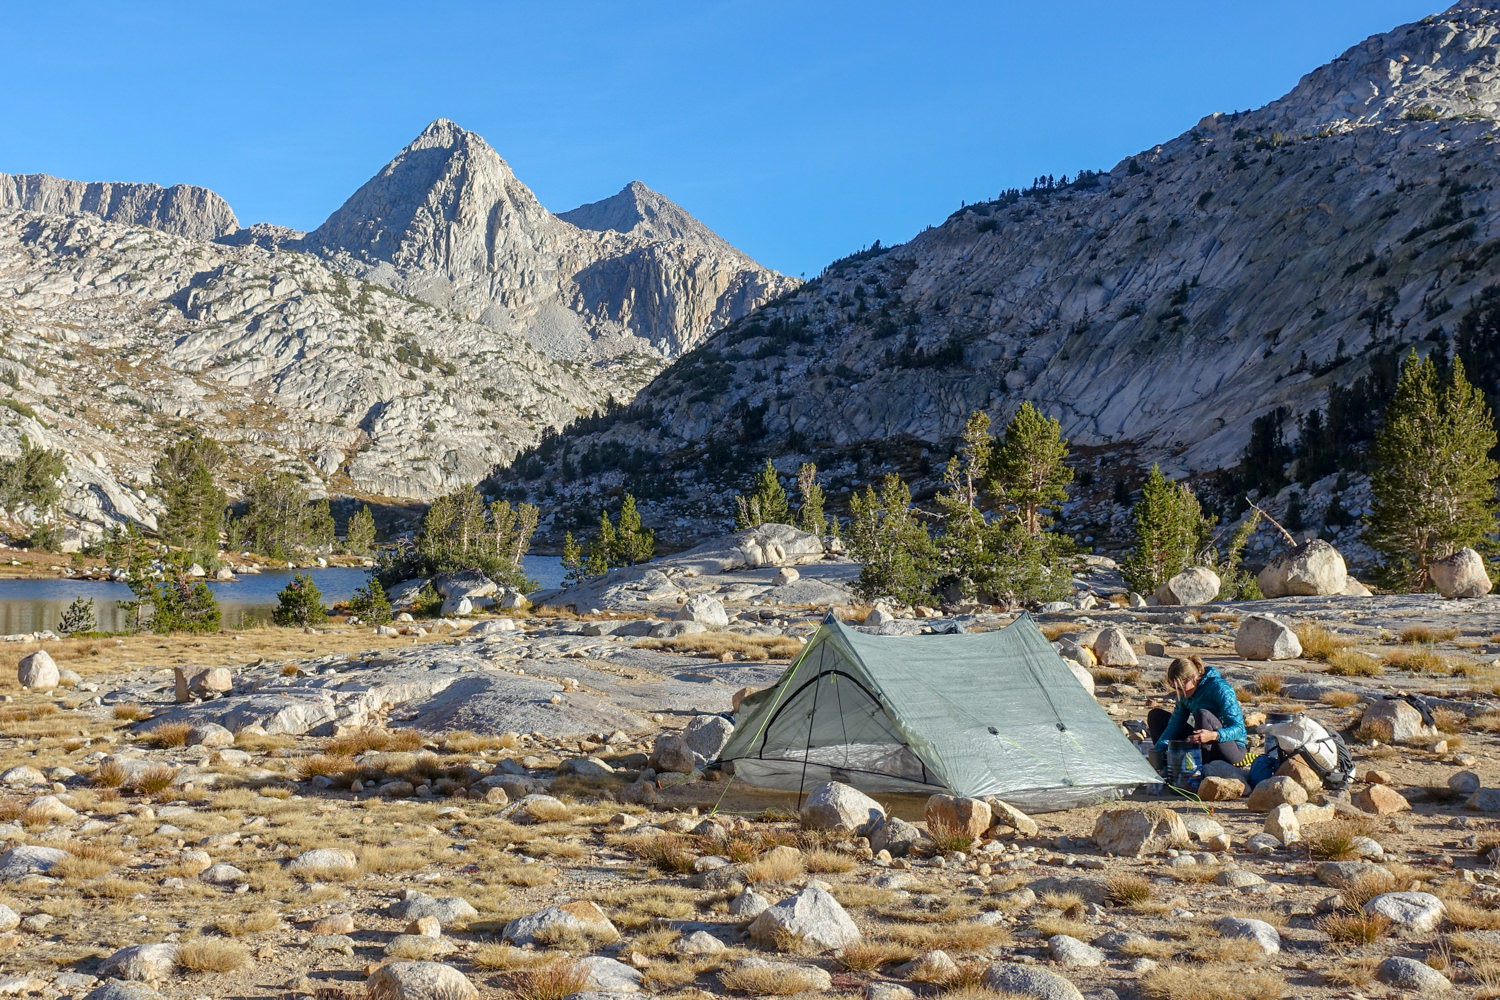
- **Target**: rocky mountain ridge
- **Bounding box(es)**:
[498,0,1500,550]
[297,119,798,360]
[0,121,794,537]
[0,172,238,241]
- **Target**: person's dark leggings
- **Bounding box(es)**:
[1147,707,1247,766]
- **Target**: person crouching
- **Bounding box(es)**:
[1147,655,1247,772]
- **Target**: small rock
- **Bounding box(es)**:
[1047,934,1105,968]
[801,781,885,835]
[365,960,479,1000]
[1235,615,1302,660]
[1092,807,1187,857]
[1430,547,1492,598]
[981,962,1084,1000]
[747,885,861,951]
[925,794,991,840]
[1353,785,1410,816]
[15,651,58,691]
[1198,776,1246,801]
[1363,892,1445,933]
[1092,628,1137,667]
[1214,916,1280,955]
[1376,955,1452,991]
[1245,776,1308,812]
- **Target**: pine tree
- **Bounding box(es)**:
[0,437,66,516]
[612,494,655,565]
[795,463,827,536]
[58,596,96,635]
[990,403,1073,536]
[349,577,392,625]
[1366,350,1499,589]
[345,505,377,556]
[734,458,790,528]
[1121,465,1214,594]
[847,474,937,604]
[934,413,995,601]
[273,573,327,628]
[234,472,335,559]
[154,432,227,565]
[561,531,587,586]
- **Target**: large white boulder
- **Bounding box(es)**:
[675,594,728,628]
[1154,566,1220,605]
[800,781,885,835]
[1257,540,1348,597]
[1092,627,1137,667]
[1235,615,1302,660]
[16,650,59,691]
[747,885,861,951]
[1430,547,1493,598]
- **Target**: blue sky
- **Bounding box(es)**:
[2,1,1439,277]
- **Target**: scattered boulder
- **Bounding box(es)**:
[747,885,861,951]
[1468,788,1500,812]
[1064,660,1096,696]
[1363,892,1445,933]
[1092,627,1137,667]
[675,595,728,628]
[1154,566,1220,606]
[0,845,67,879]
[1047,934,1104,968]
[675,930,727,955]
[1214,917,1280,956]
[16,651,58,691]
[897,949,960,982]
[1376,956,1452,991]
[800,782,885,835]
[1091,807,1188,857]
[1264,803,1300,845]
[83,984,163,1000]
[985,797,1039,837]
[393,891,478,926]
[925,794,991,840]
[1198,776,1246,801]
[773,567,800,587]
[433,571,497,600]
[869,816,926,858]
[681,715,735,760]
[1430,547,1492,598]
[287,848,357,875]
[981,963,1084,1000]
[186,723,234,748]
[1353,784,1410,816]
[99,944,180,982]
[1360,698,1434,743]
[729,888,770,920]
[439,597,473,617]
[647,735,703,774]
[1274,756,1323,794]
[1246,776,1308,812]
[503,902,619,947]
[173,665,232,703]
[1235,615,1302,660]
[576,956,644,993]
[1256,540,1347,598]
[1449,770,1482,796]
[366,961,479,1000]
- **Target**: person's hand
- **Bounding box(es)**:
[1189,729,1217,744]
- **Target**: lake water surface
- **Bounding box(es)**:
[0,555,567,634]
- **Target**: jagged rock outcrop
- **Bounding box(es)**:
[498,2,1500,546]
[0,173,237,240]
[300,119,796,360]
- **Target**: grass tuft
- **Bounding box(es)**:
[1295,624,1353,661]
[178,937,251,973]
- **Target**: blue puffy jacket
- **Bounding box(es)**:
[1152,666,1247,752]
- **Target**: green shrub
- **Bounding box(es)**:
[350,578,393,625]
[272,574,327,628]
[58,597,96,634]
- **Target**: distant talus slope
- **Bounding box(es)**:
[497,1,1500,531]
[0,173,238,241]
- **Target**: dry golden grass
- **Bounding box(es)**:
[498,959,591,1000]
[1091,666,1142,685]
[325,727,423,756]
[719,960,828,995]
[136,764,178,796]
[1319,911,1391,944]
[1320,690,1362,709]
[1319,954,1379,987]
[234,730,295,752]
[1039,623,1080,641]
[1295,624,1354,661]
[626,833,697,875]
[1401,624,1460,644]
[473,944,556,971]
[745,848,806,884]
[296,754,353,781]
[212,909,280,936]
[827,883,898,910]
[111,703,152,721]
[881,921,1011,953]
[927,815,976,854]
[837,941,914,972]
[358,845,430,875]
[442,729,520,752]
[1251,672,1284,697]
[1105,872,1154,907]
[802,847,857,873]
[1384,646,1458,675]
[1325,650,1383,677]
[1302,818,1378,861]
[142,720,193,748]
[636,632,804,662]
[1142,964,1288,1000]
[178,937,250,973]
[1030,914,1094,939]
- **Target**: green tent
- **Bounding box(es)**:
[715,613,1159,811]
